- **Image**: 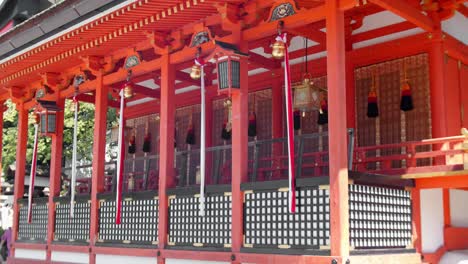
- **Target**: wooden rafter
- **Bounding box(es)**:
[368,0,434,32]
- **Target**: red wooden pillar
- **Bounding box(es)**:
[411,188,422,252]
[345,58,355,130]
[11,103,28,258]
[271,72,284,179]
[271,70,283,139]
[429,27,448,138]
[231,34,249,262]
[158,52,175,264]
[326,0,350,259]
[205,95,214,184]
[443,188,451,228]
[46,99,65,261]
[89,74,108,264]
[0,102,4,195]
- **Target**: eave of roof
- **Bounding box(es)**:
[0,0,127,61]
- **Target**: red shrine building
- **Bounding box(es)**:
[0,0,467,263]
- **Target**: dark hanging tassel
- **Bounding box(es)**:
[221,122,231,140]
[293,110,301,130]
[317,99,328,125]
[128,135,136,154]
[185,124,196,145]
[143,132,151,153]
[367,91,379,118]
[400,82,414,111]
[248,112,257,137]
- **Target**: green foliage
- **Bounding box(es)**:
[2,99,118,182]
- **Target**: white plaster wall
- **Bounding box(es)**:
[96,254,155,264]
[15,249,46,260]
[166,259,229,264]
[450,189,468,228]
[442,11,468,45]
[421,188,444,253]
[51,251,89,264]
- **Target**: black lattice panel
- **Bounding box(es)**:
[349,184,412,249]
[168,193,232,248]
[18,201,48,242]
[244,187,330,249]
[98,197,159,245]
[54,200,90,243]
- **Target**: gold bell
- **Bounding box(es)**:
[272,40,286,60]
[123,83,134,99]
[190,64,202,80]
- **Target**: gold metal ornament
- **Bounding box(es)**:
[123,83,134,99]
[190,64,202,80]
[272,40,286,60]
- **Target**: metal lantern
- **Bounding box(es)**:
[207,41,248,95]
[293,76,322,113]
[36,100,62,136]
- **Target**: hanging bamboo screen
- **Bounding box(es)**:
[355,53,431,169]
[121,113,160,157]
[212,89,273,147]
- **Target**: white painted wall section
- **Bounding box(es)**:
[15,249,46,260]
[166,259,230,264]
[421,188,444,253]
[96,254,156,264]
[450,189,468,228]
[51,251,89,264]
[442,11,468,45]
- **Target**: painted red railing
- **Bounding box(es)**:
[353,135,466,176]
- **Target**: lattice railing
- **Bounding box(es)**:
[17,198,48,242]
[167,186,232,249]
[241,178,331,253]
[53,195,91,244]
[97,191,159,246]
[349,184,412,249]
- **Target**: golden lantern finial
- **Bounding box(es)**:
[123,70,134,99]
[272,21,286,60]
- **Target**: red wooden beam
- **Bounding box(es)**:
[75,93,120,108]
[368,0,434,32]
[350,21,416,44]
[175,71,198,86]
[132,84,160,99]
[248,52,280,70]
[290,26,327,45]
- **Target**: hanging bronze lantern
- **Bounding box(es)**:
[190,64,202,80]
[202,41,248,95]
[123,82,134,99]
[293,79,321,113]
[36,100,62,136]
